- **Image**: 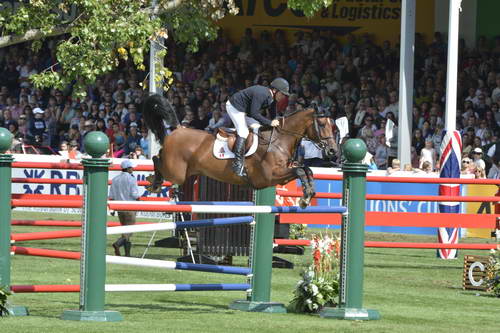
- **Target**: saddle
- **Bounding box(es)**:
[212,125,260,160]
[216,128,255,152]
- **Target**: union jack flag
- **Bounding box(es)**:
[437,130,462,259]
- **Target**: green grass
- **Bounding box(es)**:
[2,211,499,333]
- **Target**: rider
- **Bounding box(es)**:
[226,77,290,176]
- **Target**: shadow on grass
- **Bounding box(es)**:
[365,263,461,270]
[107,301,231,314]
[366,251,431,258]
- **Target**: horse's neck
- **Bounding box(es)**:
[282,111,313,136]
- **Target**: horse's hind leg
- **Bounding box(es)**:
[295,167,313,209]
[146,150,165,193]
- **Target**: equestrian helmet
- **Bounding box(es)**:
[270,77,290,96]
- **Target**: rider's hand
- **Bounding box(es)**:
[271,119,280,127]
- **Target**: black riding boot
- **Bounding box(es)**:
[112,237,126,256]
[124,241,132,257]
[232,136,247,177]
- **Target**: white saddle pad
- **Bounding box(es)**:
[213,126,260,160]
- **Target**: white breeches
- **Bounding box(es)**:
[226,101,259,139]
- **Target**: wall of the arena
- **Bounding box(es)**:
[218,0,436,46]
[434,0,477,50]
[11,154,168,218]
[476,0,500,41]
[465,184,497,238]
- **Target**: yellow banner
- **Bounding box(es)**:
[218,0,435,45]
[465,184,497,238]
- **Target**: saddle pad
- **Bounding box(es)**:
[213,129,259,160]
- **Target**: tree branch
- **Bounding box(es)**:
[0,0,186,49]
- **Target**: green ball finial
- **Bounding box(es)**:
[83,131,109,158]
[0,127,13,154]
[343,138,367,163]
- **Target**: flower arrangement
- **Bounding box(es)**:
[289,223,307,240]
[289,233,341,313]
[486,248,500,297]
[0,286,11,317]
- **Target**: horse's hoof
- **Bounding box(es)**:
[299,198,309,209]
[149,186,162,194]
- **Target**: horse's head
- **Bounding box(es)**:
[305,107,337,160]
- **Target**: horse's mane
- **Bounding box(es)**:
[282,107,314,119]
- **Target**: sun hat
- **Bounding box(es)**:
[120,159,134,169]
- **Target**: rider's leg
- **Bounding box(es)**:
[226,101,249,176]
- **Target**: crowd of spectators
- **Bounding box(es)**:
[2,28,500,178]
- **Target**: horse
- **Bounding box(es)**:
[142,94,337,208]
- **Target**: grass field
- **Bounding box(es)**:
[2,211,499,333]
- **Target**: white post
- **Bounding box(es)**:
[148,0,163,158]
[444,0,462,132]
[397,0,415,167]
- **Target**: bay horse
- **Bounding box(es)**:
[142,94,337,208]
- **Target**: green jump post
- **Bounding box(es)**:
[229,186,286,313]
[320,138,380,320]
[62,131,122,322]
[0,128,28,316]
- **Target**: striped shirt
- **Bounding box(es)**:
[108,172,140,201]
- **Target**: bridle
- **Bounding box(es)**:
[274,109,334,149]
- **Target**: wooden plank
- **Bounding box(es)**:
[462,255,490,291]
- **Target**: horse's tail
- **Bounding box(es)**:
[142,94,179,143]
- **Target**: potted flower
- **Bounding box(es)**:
[486,248,500,297]
[0,286,11,316]
[289,233,340,313]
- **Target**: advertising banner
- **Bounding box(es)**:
[218,0,435,45]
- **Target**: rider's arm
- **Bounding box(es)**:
[249,95,272,126]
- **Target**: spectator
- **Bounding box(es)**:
[67,140,82,159]
[108,159,140,257]
[419,138,437,170]
[472,147,486,170]
[124,123,141,155]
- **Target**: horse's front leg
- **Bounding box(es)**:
[294,167,313,209]
[146,153,165,193]
[303,166,316,199]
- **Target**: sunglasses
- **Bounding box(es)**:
[462,160,470,164]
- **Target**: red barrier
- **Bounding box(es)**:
[273,239,500,249]
[12,193,169,202]
[312,173,500,185]
[11,220,152,227]
[12,178,171,187]
[12,161,155,172]
[277,190,500,203]
[11,199,82,208]
[12,246,81,260]
[12,229,81,241]
[279,212,499,228]
[11,285,80,293]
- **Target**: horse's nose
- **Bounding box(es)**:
[327,148,335,157]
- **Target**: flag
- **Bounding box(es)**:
[437,130,462,259]
[335,117,349,142]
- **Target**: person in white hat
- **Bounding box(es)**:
[472,147,486,170]
[108,159,140,256]
[28,107,47,144]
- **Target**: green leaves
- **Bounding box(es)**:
[0,286,11,317]
[287,0,333,18]
[0,0,326,96]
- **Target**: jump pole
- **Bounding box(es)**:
[320,139,380,320]
[0,127,28,316]
[61,131,122,322]
[229,186,286,313]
